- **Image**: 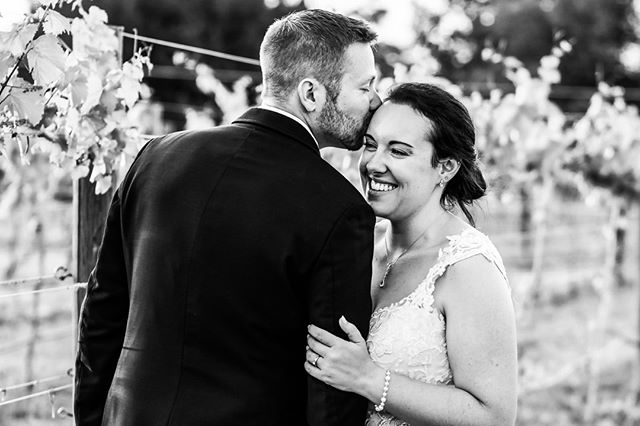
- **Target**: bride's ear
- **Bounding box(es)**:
[439,158,460,181]
[297,78,326,113]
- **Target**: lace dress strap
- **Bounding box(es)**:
[424,228,508,298]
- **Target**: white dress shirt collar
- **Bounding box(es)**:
[258,104,319,148]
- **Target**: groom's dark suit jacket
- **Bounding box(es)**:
[74,108,375,426]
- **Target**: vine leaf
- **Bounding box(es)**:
[27,35,67,86]
[1,89,45,125]
[0,52,12,81]
[43,10,71,36]
[93,174,112,195]
[0,23,39,56]
[79,72,103,114]
[71,8,118,57]
[70,74,88,106]
[118,62,144,108]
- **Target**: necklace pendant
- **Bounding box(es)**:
[379,263,392,288]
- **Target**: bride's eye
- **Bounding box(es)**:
[363,139,377,150]
[391,148,409,157]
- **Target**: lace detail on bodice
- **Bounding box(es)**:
[365,228,508,426]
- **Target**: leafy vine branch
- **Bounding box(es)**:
[0,2,152,194]
[0,6,52,99]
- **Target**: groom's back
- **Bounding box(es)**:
[101,114,372,425]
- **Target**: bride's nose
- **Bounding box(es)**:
[365,150,386,174]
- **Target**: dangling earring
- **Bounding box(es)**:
[439,178,445,188]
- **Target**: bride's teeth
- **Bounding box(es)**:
[370,180,396,192]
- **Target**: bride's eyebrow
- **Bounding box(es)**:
[389,140,414,149]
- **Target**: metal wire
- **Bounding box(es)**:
[0,267,73,287]
[122,32,261,66]
[0,370,73,394]
[0,283,87,300]
[0,275,57,287]
[0,384,72,407]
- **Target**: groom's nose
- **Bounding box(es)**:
[369,89,382,110]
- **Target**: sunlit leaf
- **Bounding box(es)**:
[27,35,67,86]
[117,62,144,108]
[100,88,119,113]
[43,10,71,35]
[85,6,109,25]
[0,23,38,56]
[539,55,560,69]
[80,73,103,114]
[3,89,45,124]
[71,164,90,179]
[70,74,88,106]
[71,14,118,56]
[89,157,107,182]
[0,52,13,81]
[93,174,112,194]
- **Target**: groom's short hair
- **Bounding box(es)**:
[260,9,377,103]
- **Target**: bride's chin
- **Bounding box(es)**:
[367,203,389,218]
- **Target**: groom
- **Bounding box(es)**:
[74,9,381,426]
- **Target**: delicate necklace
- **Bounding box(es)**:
[379,227,430,288]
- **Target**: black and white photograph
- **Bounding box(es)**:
[0,0,639,425]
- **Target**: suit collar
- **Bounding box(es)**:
[258,105,319,148]
[232,107,320,156]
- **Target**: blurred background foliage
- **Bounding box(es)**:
[88,0,640,123]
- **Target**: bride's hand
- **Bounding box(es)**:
[305,316,381,395]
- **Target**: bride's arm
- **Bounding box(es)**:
[306,255,517,426]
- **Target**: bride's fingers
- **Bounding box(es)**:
[307,334,329,357]
[307,324,340,347]
[339,316,364,344]
[304,357,322,379]
[305,349,323,368]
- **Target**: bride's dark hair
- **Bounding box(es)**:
[385,83,486,226]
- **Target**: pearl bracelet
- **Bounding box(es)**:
[374,369,391,412]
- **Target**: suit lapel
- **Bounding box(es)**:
[232,108,321,156]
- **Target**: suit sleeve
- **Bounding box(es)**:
[74,189,129,426]
[306,203,375,426]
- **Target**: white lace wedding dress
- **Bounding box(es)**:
[365,227,508,426]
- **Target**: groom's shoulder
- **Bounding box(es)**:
[310,161,370,210]
[144,125,255,153]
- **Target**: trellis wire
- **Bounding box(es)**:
[0,283,87,300]
[0,384,72,407]
[122,32,261,66]
[0,266,73,287]
[0,369,73,395]
[0,275,57,287]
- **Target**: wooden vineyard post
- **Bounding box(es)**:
[71,25,124,368]
[71,180,114,337]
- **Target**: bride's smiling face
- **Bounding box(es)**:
[359,102,441,221]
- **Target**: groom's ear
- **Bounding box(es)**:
[297,78,326,113]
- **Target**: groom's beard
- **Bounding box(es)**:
[318,101,372,151]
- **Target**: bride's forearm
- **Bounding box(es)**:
[357,370,512,426]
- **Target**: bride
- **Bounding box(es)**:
[305,83,517,425]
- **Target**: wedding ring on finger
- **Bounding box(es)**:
[310,353,321,368]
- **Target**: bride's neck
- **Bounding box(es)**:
[387,208,452,251]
